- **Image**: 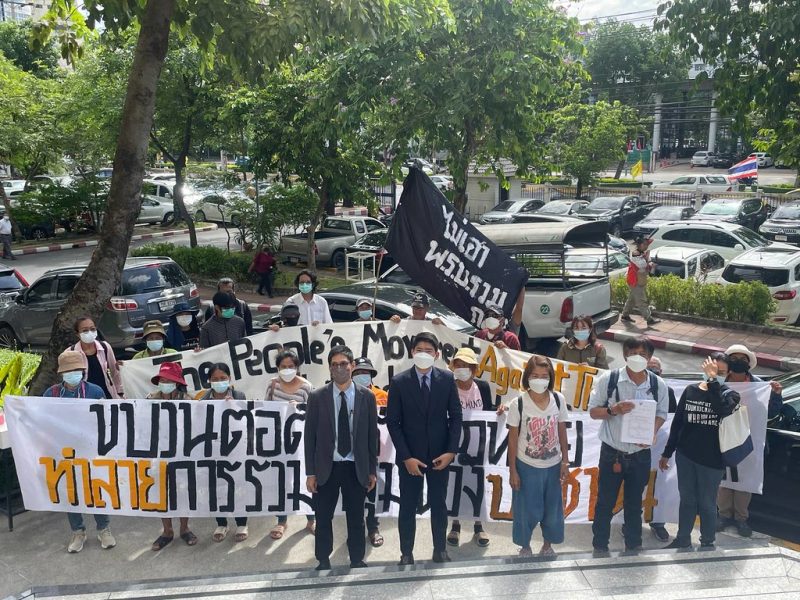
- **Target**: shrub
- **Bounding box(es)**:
[131,243,253,281]
[0,349,41,406]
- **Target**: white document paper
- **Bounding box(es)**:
[620,399,657,445]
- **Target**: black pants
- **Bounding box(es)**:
[366,484,380,532]
[216,517,247,527]
[592,443,651,550]
[399,466,449,556]
[257,271,274,296]
[314,461,367,564]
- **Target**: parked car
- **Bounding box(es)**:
[0,257,200,353]
[24,174,73,191]
[535,199,590,216]
[502,213,628,254]
[774,157,791,169]
[280,215,385,269]
[632,205,696,237]
[759,201,800,245]
[429,175,453,192]
[648,221,795,260]
[137,195,176,225]
[346,229,395,274]
[691,151,715,167]
[146,172,176,182]
[0,205,56,241]
[479,198,545,224]
[749,152,774,168]
[576,195,658,237]
[692,197,770,230]
[653,175,732,193]
[0,268,28,300]
[710,153,736,169]
[190,190,251,225]
[649,246,726,282]
[1,180,25,194]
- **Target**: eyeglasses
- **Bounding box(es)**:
[330,361,351,369]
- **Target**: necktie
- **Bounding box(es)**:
[337,391,351,457]
[421,374,431,403]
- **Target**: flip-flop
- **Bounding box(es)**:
[369,530,384,547]
[212,526,229,542]
[447,529,460,546]
[270,524,287,540]
[180,531,198,546]
[234,526,249,542]
[538,546,556,557]
[151,534,173,551]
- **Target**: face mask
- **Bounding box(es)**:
[729,359,749,374]
[210,380,230,394]
[147,339,164,353]
[483,317,501,330]
[279,368,297,382]
[353,374,372,387]
[158,382,177,395]
[648,368,661,376]
[62,371,83,387]
[330,365,351,385]
[573,329,590,342]
[284,316,299,327]
[453,367,472,382]
[358,310,373,320]
[79,331,97,344]
[716,376,727,386]
[176,315,193,327]
[528,378,550,394]
[625,354,648,373]
[413,351,436,370]
[298,282,313,294]
[220,307,235,319]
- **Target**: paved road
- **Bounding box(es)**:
[600,163,798,187]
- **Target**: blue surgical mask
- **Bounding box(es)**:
[573,330,590,342]
[298,282,313,294]
[158,382,177,395]
[358,310,372,320]
[353,374,372,387]
[62,371,83,387]
[716,376,726,386]
[220,307,235,319]
[211,380,230,394]
[147,339,164,353]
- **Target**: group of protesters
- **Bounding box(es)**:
[42,268,783,570]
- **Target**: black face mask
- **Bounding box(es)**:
[729,359,749,374]
[283,315,299,327]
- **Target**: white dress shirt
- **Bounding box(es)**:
[286,292,333,325]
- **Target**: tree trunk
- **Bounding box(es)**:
[29,0,175,395]
[576,178,584,199]
[173,159,197,247]
[306,187,328,272]
[613,159,625,179]
[451,153,470,214]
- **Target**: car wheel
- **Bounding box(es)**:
[0,326,19,350]
[611,223,623,238]
[331,250,346,271]
[194,210,206,223]
[162,212,175,226]
[30,227,48,240]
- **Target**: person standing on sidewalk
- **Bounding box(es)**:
[588,336,669,555]
[249,245,277,297]
[0,214,15,260]
[659,354,740,550]
[44,350,115,554]
[717,344,783,538]
[621,236,659,327]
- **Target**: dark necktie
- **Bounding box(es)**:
[421,374,431,403]
[337,391,351,457]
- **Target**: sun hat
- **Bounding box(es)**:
[150,361,187,386]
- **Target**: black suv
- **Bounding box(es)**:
[692,197,771,231]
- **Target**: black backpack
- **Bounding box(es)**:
[605,368,659,406]
[517,390,562,423]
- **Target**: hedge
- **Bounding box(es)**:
[611,275,777,325]
[0,349,41,407]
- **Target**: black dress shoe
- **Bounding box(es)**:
[664,539,692,550]
[398,555,414,566]
[315,560,331,571]
[432,551,452,563]
[350,560,369,568]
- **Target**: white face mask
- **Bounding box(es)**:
[483,317,501,331]
[453,367,472,382]
[279,368,297,382]
[625,354,649,373]
[176,315,193,327]
[413,351,436,370]
[528,378,550,394]
[79,331,97,344]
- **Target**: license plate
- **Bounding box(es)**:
[776,235,788,241]
[159,299,176,312]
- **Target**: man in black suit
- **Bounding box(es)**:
[305,345,379,571]
[386,331,463,565]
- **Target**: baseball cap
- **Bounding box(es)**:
[411,292,430,308]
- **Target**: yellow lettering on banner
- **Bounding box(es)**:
[562,468,582,517]
[39,447,78,505]
[486,474,513,521]
[554,363,598,411]
[73,457,95,508]
[91,459,121,510]
[117,460,139,509]
[137,460,168,512]
[477,346,523,396]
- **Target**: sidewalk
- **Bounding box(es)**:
[600,316,800,371]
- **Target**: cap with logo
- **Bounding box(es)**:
[411,292,430,308]
[353,357,378,376]
[142,320,167,339]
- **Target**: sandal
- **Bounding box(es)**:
[538,546,556,557]
[151,534,173,552]
[447,528,460,547]
[369,529,384,547]
[305,520,316,536]
[180,530,198,546]
[270,524,287,540]
[234,526,249,542]
[212,526,229,542]
[518,546,533,557]
[474,531,490,547]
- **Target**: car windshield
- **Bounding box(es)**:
[735,227,770,246]
[698,201,740,216]
[0,272,23,290]
[706,176,728,184]
[120,263,191,295]
[646,206,684,220]
[354,232,386,247]
[587,197,622,210]
[772,205,800,220]
[722,265,789,287]
[489,200,517,212]
[538,201,570,214]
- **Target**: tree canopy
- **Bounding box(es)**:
[0,20,60,77]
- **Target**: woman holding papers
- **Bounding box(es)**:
[659,353,740,549]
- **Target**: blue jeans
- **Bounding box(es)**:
[592,443,651,550]
[67,513,109,532]
[512,460,564,547]
[675,451,724,545]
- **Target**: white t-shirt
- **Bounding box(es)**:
[506,391,568,468]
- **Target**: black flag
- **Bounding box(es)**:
[385,168,528,327]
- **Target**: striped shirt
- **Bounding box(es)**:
[267,377,313,403]
[199,315,246,348]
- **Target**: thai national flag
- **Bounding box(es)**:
[728,156,758,180]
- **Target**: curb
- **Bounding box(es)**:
[599,328,800,372]
[11,224,219,257]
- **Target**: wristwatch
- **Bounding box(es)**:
[606,406,614,416]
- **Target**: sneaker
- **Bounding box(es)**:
[716,517,733,532]
[646,317,661,325]
[699,542,715,550]
[68,531,86,553]
[664,539,691,550]
[97,527,116,549]
[621,315,634,322]
[735,520,752,538]
[650,524,670,542]
[592,546,610,558]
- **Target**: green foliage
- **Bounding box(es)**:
[131,242,253,281]
[0,349,41,405]
[611,275,777,325]
[0,20,60,78]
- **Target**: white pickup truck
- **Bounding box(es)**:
[280,215,385,269]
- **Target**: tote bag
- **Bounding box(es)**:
[719,404,754,467]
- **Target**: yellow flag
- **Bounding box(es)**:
[631,159,643,179]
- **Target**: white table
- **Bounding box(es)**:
[345,250,377,282]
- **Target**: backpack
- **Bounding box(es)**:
[605,368,659,407]
[517,390,562,423]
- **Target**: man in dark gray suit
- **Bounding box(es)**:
[387,331,463,565]
[305,345,379,571]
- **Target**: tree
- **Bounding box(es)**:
[657,0,800,179]
[550,101,640,198]
[27,0,444,394]
[0,20,59,77]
